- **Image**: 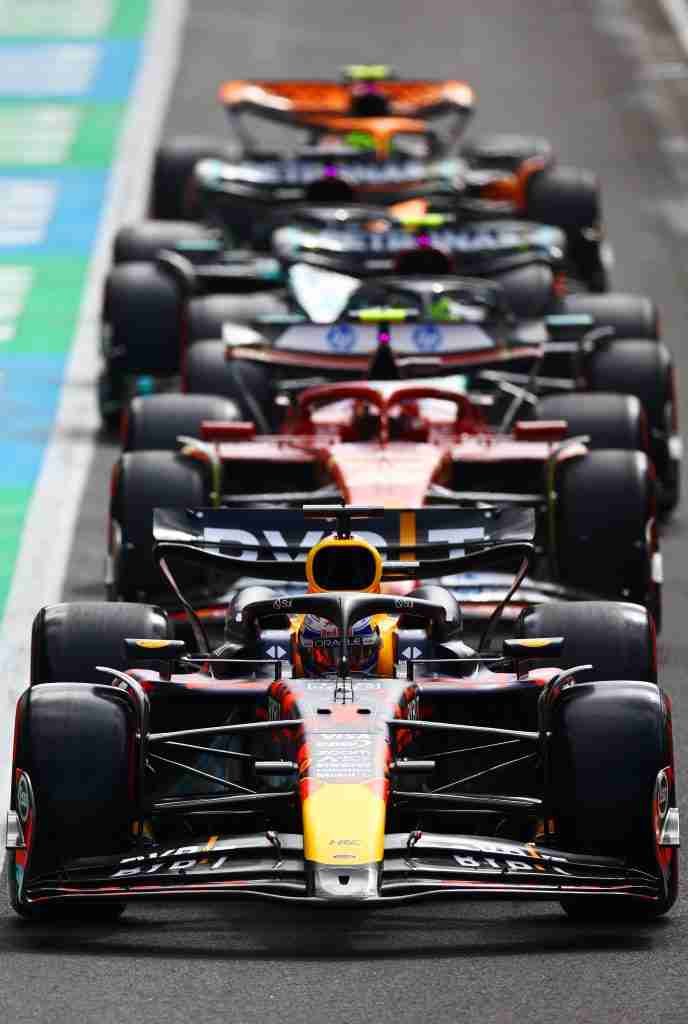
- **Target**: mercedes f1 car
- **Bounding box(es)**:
[8,505,678,920]
[149,68,608,287]
[101,210,626,426]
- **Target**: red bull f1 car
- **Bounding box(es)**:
[7,505,678,920]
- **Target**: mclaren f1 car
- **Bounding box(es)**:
[8,505,678,920]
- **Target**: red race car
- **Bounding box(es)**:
[110,372,662,630]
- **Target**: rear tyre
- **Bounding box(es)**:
[584,340,679,514]
[9,683,137,919]
[518,600,656,684]
[31,601,171,685]
[547,678,676,920]
[110,451,208,600]
[461,133,552,171]
[151,136,239,220]
[103,262,182,380]
[122,393,241,452]
[553,450,660,628]
[526,166,600,232]
[495,263,555,319]
[184,341,273,429]
[187,292,288,343]
[560,293,659,340]
[534,392,647,452]
[113,220,219,264]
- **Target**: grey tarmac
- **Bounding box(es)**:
[2,2,688,1022]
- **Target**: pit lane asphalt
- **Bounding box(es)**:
[2,2,688,1022]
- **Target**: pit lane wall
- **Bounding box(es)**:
[0,0,150,617]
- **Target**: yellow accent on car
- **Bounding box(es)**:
[371,613,397,677]
[356,306,408,322]
[133,639,174,649]
[345,64,392,81]
[302,783,386,864]
[397,211,449,228]
[515,638,559,648]
[399,510,416,561]
[306,536,383,593]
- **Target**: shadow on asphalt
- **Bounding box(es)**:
[0,898,666,961]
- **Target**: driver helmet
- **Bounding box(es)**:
[297,614,381,676]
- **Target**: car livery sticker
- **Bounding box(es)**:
[273,323,495,355]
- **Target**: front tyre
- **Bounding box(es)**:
[546,678,677,920]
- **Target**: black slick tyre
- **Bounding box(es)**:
[109,451,208,600]
[534,392,647,452]
[184,341,273,429]
[187,292,288,343]
[151,136,239,220]
[526,166,600,232]
[547,679,676,920]
[560,293,659,339]
[518,600,656,684]
[461,133,552,171]
[584,340,679,514]
[104,262,182,377]
[552,450,660,627]
[9,683,138,919]
[122,393,241,452]
[31,601,171,685]
[113,221,219,264]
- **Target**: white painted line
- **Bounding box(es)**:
[0,0,189,852]
[658,0,688,60]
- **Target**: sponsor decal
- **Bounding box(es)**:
[16,771,30,823]
[325,322,357,353]
[273,323,493,356]
[406,695,420,721]
[452,854,570,875]
[412,323,443,352]
[289,223,558,256]
[310,732,376,780]
[202,524,487,560]
[224,157,437,187]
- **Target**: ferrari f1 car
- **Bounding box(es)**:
[116,278,679,513]
[8,505,678,920]
[110,365,663,630]
[149,67,608,287]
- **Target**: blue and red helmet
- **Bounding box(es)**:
[297,614,380,676]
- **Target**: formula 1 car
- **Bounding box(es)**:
[101,208,629,428]
[116,282,679,516]
[110,367,663,630]
[149,67,607,285]
[8,505,678,920]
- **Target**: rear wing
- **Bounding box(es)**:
[154,505,535,563]
[239,320,499,358]
[217,78,475,157]
[218,79,475,123]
